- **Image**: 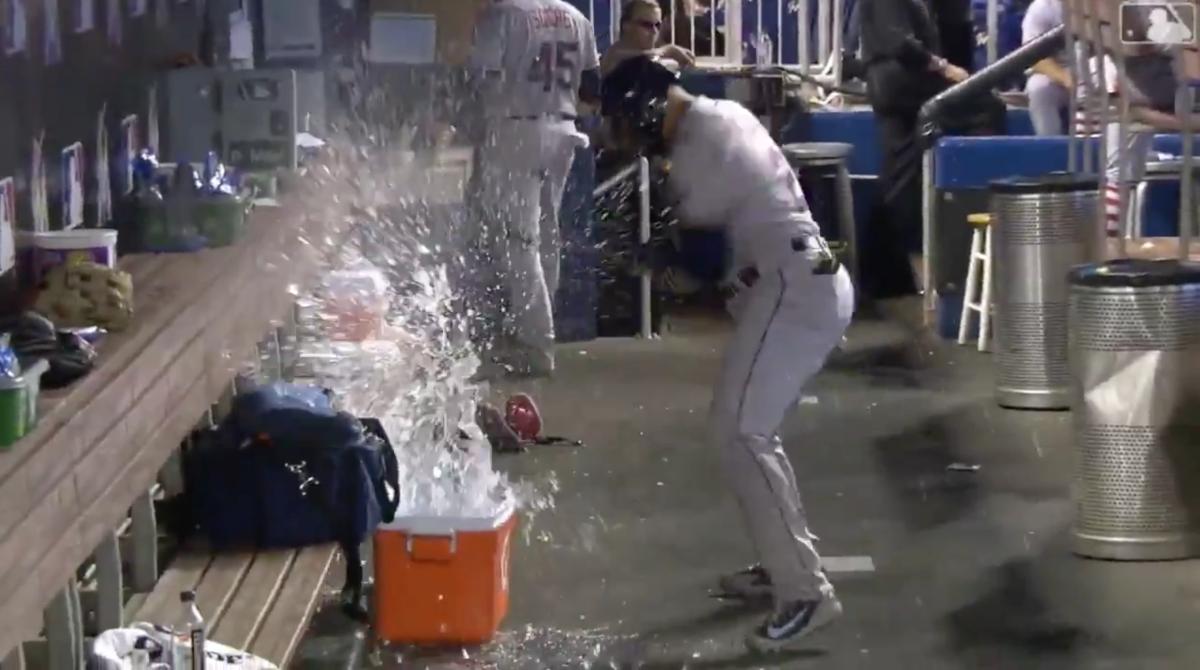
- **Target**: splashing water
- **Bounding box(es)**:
[289,138,563,521]
[367,626,639,669]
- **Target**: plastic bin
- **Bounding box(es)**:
[135,196,248,252]
[18,229,118,289]
[373,496,517,645]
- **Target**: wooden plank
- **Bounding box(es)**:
[193,554,254,625]
[0,190,351,652]
[0,202,294,487]
[248,545,338,668]
[0,356,196,604]
[3,212,324,549]
[0,256,215,532]
[0,375,213,653]
[131,552,213,625]
[211,551,297,650]
[118,253,169,280]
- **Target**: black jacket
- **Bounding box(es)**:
[860,0,949,115]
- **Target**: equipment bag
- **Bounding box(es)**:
[184,382,399,620]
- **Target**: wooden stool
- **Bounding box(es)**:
[958,213,993,351]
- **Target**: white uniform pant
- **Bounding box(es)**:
[1102,122,1152,236]
[1026,73,1069,136]
[1073,54,1153,235]
[475,119,585,354]
[713,252,855,604]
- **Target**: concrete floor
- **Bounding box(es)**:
[295,312,1200,670]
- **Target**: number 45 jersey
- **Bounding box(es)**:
[470,0,600,120]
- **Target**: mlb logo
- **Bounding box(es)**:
[1120,2,1198,44]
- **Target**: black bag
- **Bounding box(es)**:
[0,312,96,389]
[185,383,399,620]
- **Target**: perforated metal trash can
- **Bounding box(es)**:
[990,174,1098,410]
[1068,259,1200,560]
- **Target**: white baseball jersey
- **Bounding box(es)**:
[666,98,822,275]
[1022,0,1066,67]
[470,0,601,119]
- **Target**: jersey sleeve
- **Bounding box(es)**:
[1021,0,1056,44]
[580,18,600,71]
[672,112,741,229]
[469,7,507,71]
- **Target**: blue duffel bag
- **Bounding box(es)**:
[184,382,399,620]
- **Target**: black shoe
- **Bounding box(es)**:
[717,565,773,599]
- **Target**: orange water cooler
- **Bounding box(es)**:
[372,498,517,645]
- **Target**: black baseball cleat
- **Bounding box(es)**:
[716,565,773,600]
[714,564,830,600]
[745,592,843,654]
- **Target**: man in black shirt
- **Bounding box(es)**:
[857,0,967,318]
[931,0,976,71]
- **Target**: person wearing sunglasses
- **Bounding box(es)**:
[600,0,696,77]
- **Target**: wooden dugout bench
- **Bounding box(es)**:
[0,177,350,670]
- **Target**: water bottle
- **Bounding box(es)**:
[177,591,207,670]
[131,151,163,202]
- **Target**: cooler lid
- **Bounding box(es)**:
[382,491,516,535]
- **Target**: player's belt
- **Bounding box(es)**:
[719,236,839,299]
[507,114,578,122]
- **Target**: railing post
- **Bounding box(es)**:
[987,0,1000,65]
[818,0,831,71]
[831,0,844,89]
[638,157,653,339]
[1179,75,1196,260]
[1064,0,1080,172]
[798,0,810,74]
[922,147,937,318]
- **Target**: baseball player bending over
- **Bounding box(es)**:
[602,56,855,653]
[468,0,601,379]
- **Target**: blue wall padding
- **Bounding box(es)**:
[934,136,1080,189]
[785,108,1034,179]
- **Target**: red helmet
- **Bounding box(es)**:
[504,393,542,441]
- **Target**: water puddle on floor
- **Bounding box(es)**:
[370,626,639,669]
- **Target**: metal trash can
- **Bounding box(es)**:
[990,174,1098,409]
[1068,259,1200,560]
